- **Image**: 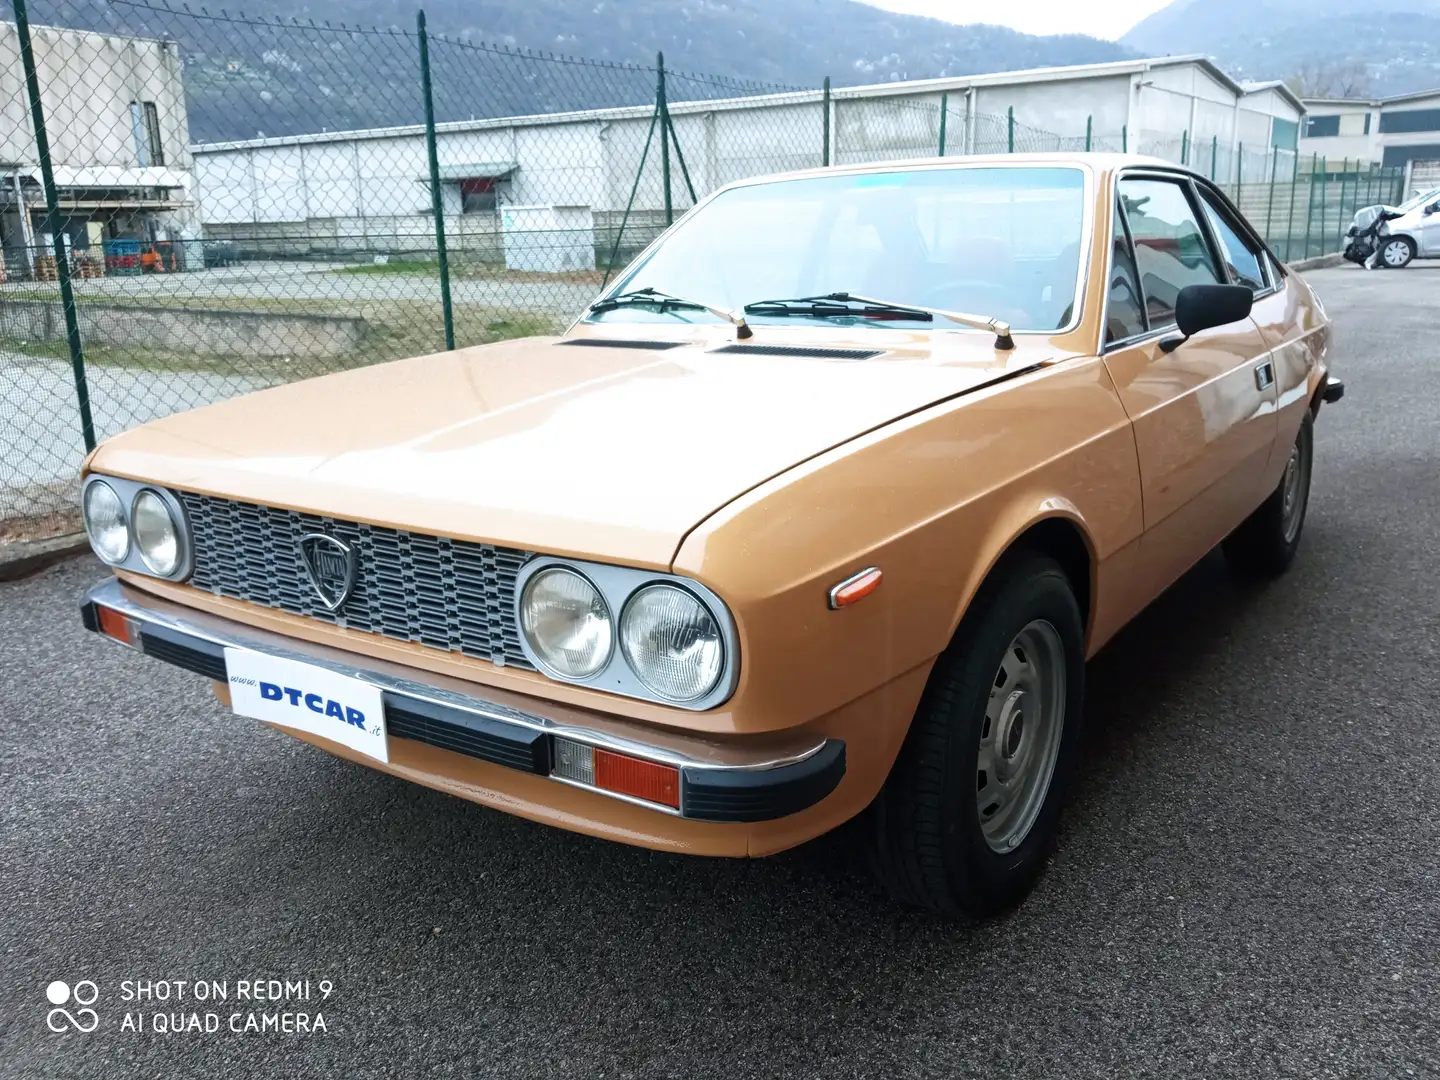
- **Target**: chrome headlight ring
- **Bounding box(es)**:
[513,556,739,711]
[79,474,193,582]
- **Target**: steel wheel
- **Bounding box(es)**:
[1382,238,1413,268]
[976,619,1066,854]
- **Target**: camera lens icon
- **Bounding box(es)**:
[45,979,99,1033]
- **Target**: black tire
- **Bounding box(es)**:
[868,551,1085,920]
[1380,235,1415,269]
[1224,411,1314,577]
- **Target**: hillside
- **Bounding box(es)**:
[1122,0,1440,95]
[32,0,1133,142]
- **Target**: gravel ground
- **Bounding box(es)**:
[1,264,1437,1079]
[0,260,600,315]
[0,351,269,517]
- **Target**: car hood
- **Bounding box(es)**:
[90,331,1061,568]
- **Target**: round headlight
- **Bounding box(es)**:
[520,567,613,679]
[620,584,724,703]
[82,480,129,564]
[132,490,182,576]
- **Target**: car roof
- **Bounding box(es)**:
[709,152,1195,196]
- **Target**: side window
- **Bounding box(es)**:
[1118,178,1221,326]
[1197,189,1265,291]
[1106,201,1146,343]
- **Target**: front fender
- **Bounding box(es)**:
[671,355,1142,735]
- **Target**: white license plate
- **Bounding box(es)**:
[223,648,388,763]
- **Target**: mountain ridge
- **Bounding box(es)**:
[32,0,1136,141]
[1122,0,1440,95]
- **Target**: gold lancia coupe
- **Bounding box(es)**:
[79,154,1343,918]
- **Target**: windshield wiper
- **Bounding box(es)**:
[744,293,1014,349]
[589,287,752,339]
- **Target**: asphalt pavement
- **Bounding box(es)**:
[2,264,1437,1079]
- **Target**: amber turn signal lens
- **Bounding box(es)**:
[828,566,883,609]
[593,747,680,809]
[96,605,133,645]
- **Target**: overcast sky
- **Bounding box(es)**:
[854,0,1176,41]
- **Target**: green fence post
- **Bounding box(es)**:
[1301,155,1316,259]
[14,0,94,450]
[1336,157,1349,251]
[1085,115,1092,152]
[416,11,454,351]
[1317,156,1327,257]
[661,103,696,206]
[938,92,948,157]
[1284,151,1300,261]
[1122,124,1127,153]
[822,76,831,167]
[602,102,660,287]
[1264,145,1278,246]
[1235,142,1242,206]
[657,53,672,226]
[1209,134,1217,180]
[1180,129,1188,165]
[1007,106,1014,153]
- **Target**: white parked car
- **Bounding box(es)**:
[1344,186,1440,268]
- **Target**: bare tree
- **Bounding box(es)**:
[1288,59,1372,98]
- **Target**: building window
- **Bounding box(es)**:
[1303,115,1341,138]
[1378,108,1440,134]
[144,102,164,166]
[1381,143,1440,168]
[130,101,164,166]
[1364,112,1372,135]
[459,177,497,214]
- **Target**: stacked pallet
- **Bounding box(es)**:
[35,255,57,281]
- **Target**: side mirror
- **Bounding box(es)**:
[1424,202,1438,216]
[1161,284,1253,352]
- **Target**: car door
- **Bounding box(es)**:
[1194,180,1309,485]
[1101,172,1280,599]
[1419,199,1440,255]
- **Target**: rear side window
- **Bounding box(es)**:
[1197,189,1266,291]
[1106,201,1146,343]
[1118,178,1221,326]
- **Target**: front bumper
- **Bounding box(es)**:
[81,578,844,825]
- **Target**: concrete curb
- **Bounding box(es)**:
[1287,253,1346,272]
[0,533,90,582]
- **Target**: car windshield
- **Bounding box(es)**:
[589,166,1088,333]
[1398,187,1440,212]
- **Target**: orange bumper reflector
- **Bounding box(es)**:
[97,605,133,645]
[828,566,883,609]
[593,747,680,809]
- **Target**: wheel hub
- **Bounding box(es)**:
[975,621,1066,854]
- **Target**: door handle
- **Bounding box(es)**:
[1254,361,1275,391]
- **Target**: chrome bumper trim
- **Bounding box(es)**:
[81,579,843,822]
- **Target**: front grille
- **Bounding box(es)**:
[179,492,534,669]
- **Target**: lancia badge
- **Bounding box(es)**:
[298,533,356,611]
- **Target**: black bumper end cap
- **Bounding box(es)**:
[79,596,101,634]
[680,740,845,823]
[1322,377,1345,404]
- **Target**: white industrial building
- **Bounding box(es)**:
[191,54,1307,267]
[1299,88,1440,190]
[0,20,199,277]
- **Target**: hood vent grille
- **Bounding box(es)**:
[709,344,883,361]
[559,338,686,351]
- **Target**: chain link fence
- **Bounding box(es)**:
[0,0,1411,539]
